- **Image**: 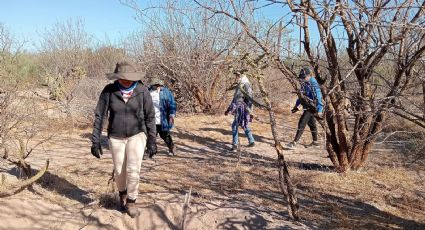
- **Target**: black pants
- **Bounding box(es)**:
[156,125,174,150]
[294,110,318,142]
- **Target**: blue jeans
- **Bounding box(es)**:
[232,119,255,145]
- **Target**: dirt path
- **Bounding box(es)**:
[0,112,424,229]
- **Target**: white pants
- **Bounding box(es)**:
[109,132,146,200]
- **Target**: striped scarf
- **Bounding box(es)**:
[117,81,138,101]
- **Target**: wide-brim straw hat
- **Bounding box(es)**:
[106,61,143,81]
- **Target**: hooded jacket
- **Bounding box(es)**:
[295,77,323,113]
[91,82,156,144]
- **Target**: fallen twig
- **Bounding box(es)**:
[0,159,50,198]
[181,187,192,230]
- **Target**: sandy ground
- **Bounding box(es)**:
[0,111,424,230]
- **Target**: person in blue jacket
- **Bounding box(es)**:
[149,78,177,156]
[286,67,323,149]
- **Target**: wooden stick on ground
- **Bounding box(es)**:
[0,159,50,198]
[181,187,192,230]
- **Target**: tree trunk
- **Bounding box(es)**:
[423,80,425,120]
[253,71,299,221]
[349,146,368,171]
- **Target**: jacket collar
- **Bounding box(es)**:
[131,84,144,97]
[112,82,144,101]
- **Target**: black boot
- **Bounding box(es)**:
[118,190,127,211]
[168,143,176,156]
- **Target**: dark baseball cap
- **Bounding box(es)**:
[299,67,311,79]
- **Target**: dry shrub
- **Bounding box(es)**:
[38,19,91,101]
[403,132,425,166]
[0,24,53,196]
[37,20,128,128]
[68,46,126,126]
[380,115,425,166]
[122,0,247,113]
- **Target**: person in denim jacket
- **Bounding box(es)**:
[149,78,177,156]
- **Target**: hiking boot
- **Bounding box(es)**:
[230,144,238,153]
[247,142,255,147]
[304,141,320,148]
[311,141,320,147]
[118,190,127,211]
[168,145,176,156]
[285,141,297,150]
[125,199,140,218]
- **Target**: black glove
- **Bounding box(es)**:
[291,107,300,113]
[91,142,103,158]
[146,137,157,158]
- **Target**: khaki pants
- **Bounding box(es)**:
[109,132,146,200]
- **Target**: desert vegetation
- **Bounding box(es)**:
[0,1,424,229]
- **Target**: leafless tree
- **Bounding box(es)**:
[0,24,51,196]
[38,19,91,127]
[286,0,425,171]
[194,0,425,173]
[121,0,259,112]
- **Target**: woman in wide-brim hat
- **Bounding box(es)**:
[91,61,157,218]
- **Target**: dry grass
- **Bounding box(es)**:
[288,157,424,229]
[1,112,424,229]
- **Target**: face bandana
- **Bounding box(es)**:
[151,85,162,91]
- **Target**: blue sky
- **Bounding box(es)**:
[0,0,317,53]
[0,0,144,50]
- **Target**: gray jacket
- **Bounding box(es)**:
[227,80,253,112]
[91,82,156,144]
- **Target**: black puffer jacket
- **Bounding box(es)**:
[91,82,156,144]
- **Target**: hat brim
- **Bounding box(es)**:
[150,81,164,86]
[106,72,143,81]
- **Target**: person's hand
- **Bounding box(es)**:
[250,114,254,121]
[169,116,175,126]
[316,112,324,119]
[91,142,103,159]
[146,137,157,158]
[291,106,299,113]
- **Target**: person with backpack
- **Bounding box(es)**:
[286,67,323,150]
[148,77,177,156]
[225,71,255,152]
[90,61,157,218]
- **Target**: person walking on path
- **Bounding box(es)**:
[286,67,323,150]
[91,61,157,218]
[148,77,177,156]
[225,71,255,152]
